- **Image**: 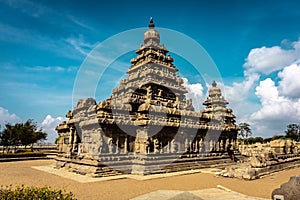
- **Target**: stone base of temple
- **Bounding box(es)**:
[131,153,238,175]
[55,152,238,177]
[55,153,134,177]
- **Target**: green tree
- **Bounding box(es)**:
[0,123,19,153]
[244,137,264,144]
[238,122,252,139]
[285,124,300,141]
[0,120,47,153]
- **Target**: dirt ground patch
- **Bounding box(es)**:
[0,159,299,200]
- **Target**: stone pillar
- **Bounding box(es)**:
[185,138,189,152]
[160,141,164,153]
[73,128,78,153]
[195,140,199,153]
[215,141,220,152]
[108,138,113,154]
[115,137,119,154]
[77,143,82,155]
[204,140,210,152]
[199,139,203,153]
[170,139,177,153]
[209,140,214,151]
[220,140,224,151]
[225,139,229,149]
[68,127,75,154]
[192,142,195,152]
[124,137,128,154]
[166,141,170,153]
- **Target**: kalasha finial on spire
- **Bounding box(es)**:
[212,81,217,87]
[149,17,155,28]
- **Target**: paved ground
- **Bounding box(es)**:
[1,159,299,200]
[131,188,267,200]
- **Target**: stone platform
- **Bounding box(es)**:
[55,152,238,177]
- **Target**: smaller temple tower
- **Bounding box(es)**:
[200,81,238,151]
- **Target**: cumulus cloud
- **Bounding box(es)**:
[244,38,300,75]
[0,107,22,126]
[249,78,300,137]
[215,38,300,138]
[223,73,260,102]
[252,78,299,120]
[182,77,204,111]
[278,63,300,98]
[40,115,64,143]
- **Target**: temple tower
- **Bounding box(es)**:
[55,18,240,176]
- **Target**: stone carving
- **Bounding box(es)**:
[218,140,300,180]
[108,138,113,154]
[153,138,160,153]
[270,139,296,154]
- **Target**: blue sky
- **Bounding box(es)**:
[1,0,300,142]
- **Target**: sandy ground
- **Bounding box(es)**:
[0,159,299,200]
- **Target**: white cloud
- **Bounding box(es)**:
[216,73,260,124]
[182,77,204,111]
[244,38,300,75]
[223,38,300,137]
[40,115,65,143]
[67,15,94,30]
[223,73,260,102]
[0,22,93,61]
[3,0,46,18]
[250,78,300,137]
[65,35,97,56]
[278,63,300,98]
[0,107,22,126]
[24,65,78,73]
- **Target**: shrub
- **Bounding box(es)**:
[0,185,76,200]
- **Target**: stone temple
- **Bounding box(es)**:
[55,18,240,176]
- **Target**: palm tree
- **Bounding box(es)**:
[238,123,252,139]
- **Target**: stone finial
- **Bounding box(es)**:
[212,80,217,87]
[149,17,155,28]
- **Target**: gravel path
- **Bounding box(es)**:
[0,160,299,200]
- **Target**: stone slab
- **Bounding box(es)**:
[131,187,268,200]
